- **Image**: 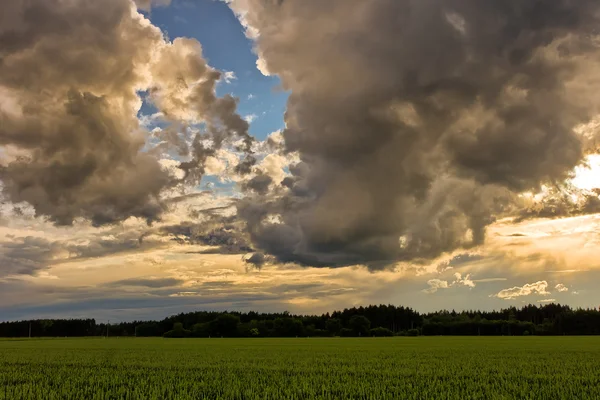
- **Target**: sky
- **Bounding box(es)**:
[140,0,288,140]
[2,0,600,322]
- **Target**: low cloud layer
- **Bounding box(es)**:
[517,185,600,222]
[104,277,184,288]
[0,226,159,278]
[230,0,600,268]
[161,217,253,254]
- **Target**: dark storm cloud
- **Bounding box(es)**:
[242,252,272,268]
[161,217,253,254]
[0,225,166,278]
[0,236,60,277]
[0,0,169,226]
[516,187,600,221]
[0,0,253,227]
[234,155,258,176]
[437,253,485,272]
[229,0,600,268]
[243,173,273,195]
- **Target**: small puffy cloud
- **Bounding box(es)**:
[204,156,228,177]
[555,283,569,292]
[256,56,270,76]
[158,159,185,180]
[453,272,475,288]
[134,0,172,11]
[247,94,255,100]
[424,272,475,294]
[244,114,258,123]
[423,279,449,294]
[37,271,59,280]
[537,299,557,303]
[259,154,289,185]
[138,112,165,129]
[445,12,467,36]
[222,71,237,84]
[492,281,550,300]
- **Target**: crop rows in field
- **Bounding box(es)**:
[1,337,600,399]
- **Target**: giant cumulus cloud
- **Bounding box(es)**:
[4,0,600,271]
[230,0,600,268]
[0,0,254,227]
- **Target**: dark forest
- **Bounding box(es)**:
[2,303,600,338]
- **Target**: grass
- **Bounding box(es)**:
[1,337,599,399]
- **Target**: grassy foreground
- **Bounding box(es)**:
[1,337,599,399]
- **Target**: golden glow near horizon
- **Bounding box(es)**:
[1,146,600,320]
[1,153,600,320]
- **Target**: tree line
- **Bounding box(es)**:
[1,303,599,338]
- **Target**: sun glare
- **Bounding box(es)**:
[571,154,600,191]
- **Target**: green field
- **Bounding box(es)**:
[1,337,600,399]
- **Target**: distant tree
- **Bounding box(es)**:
[5,303,600,338]
[274,318,304,337]
[211,313,240,337]
[136,322,160,337]
[40,320,54,336]
[349,315,371,336]
[163,322,190,338]
[326,318,343,335]
[191,323,210,337]
[370,327,394,337]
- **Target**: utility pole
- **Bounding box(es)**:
[29,322,31,339]
[106,320,109,338]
